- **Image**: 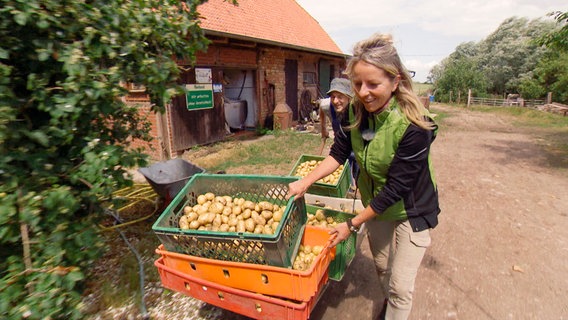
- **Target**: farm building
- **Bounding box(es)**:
[127,0,347,160]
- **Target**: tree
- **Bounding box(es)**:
[538,11,568,51]
[430,42,488,103]
[517,11,568,103]
[476,17,554,95]
[0,0,234,318]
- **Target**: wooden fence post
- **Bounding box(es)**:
[467,89,471,108]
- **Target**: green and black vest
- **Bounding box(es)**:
[350,100,438,223]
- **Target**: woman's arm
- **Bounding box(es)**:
[287,156,342,200]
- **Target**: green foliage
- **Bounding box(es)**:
[0,0,224,318]
[430,42,488,103]
[430,15,562,101]
[538,11,568,52]
[477,17,553,94]
[517,51,568,103]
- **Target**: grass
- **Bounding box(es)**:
[413,82,433,96]
[186,130,324,174]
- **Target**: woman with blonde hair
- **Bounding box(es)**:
[288,33,440,320]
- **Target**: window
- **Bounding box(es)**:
[303,72,316,84]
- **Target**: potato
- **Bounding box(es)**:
[261,210,273,220]
[258,201,273,211]
[263,225,274,234]
[179,216,189,229]
[187,211,198,222]
[244,218,255,232]
[312,246,323,255]
[189,220,200,229]
[209,202,224,214]
[272,221,280,231]
[243,200,255,210]
[315,209,326,221]
[254,215,266,226]
[273,210,283,222]
[236,220,246,233]
[195,205,208,215]
[204,192,215,201]
[242,208,252,219]
[183,206,192,215]
[197,194,207,205]
[197,214,209,225]
[206,212,216,224]
[213,215,222,227]
[222,207,232,216]
[253,225,264,234]
[214,196,226,205]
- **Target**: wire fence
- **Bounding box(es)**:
[468,96,546,108]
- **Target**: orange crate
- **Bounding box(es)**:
[154,257,327,320]
[156,226,335,302]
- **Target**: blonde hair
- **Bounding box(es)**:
[345,33,433,130]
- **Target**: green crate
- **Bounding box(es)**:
[152,173,307,268]
[306,205,357,281]
[289,154,350,198]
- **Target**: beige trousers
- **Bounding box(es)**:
[366,219,431,320]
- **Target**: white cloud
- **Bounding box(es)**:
[300,0,562,38]
[297,0,566,82]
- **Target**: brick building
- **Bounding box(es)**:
[128,0,347,160]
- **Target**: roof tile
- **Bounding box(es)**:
[198,0,344,55]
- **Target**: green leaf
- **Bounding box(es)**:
[24,130,50,147]
[0,48,8,59]
[13,11,28,26]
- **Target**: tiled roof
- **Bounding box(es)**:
[197,0,345,56]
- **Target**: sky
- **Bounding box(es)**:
[296,0,567,82]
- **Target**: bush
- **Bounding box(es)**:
[0,0,226,318]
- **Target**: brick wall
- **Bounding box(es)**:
[125,99,167,161]
[126,44,345,161]
[257,47,345,125]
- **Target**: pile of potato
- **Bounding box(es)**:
[292,244,324,271]
[178,192,284,235]
[307,209,338,229]
[294,160,344,185]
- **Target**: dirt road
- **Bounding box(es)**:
[108,104,568,319]
[308,104,568,319]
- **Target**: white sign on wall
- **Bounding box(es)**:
[195,68,212,84]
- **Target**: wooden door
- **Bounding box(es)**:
[285,59,298,120]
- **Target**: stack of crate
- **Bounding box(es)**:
[289,154,366,281]
[152,173,336,320]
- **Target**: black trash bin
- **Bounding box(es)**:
[138,158,205,202]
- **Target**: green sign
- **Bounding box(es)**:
[186,84,213,110]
